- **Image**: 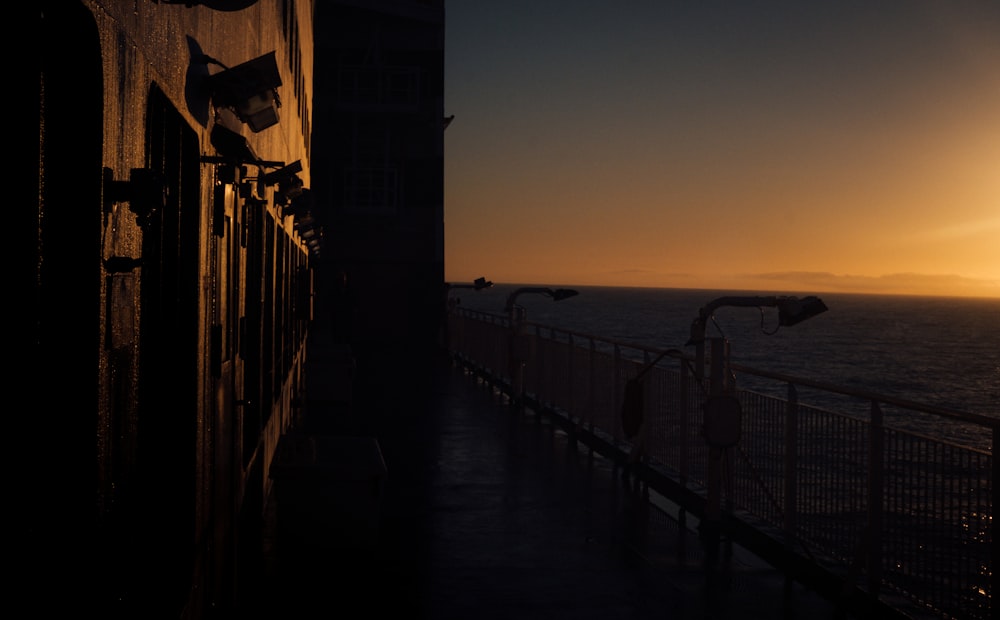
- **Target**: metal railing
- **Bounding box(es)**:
[447,308,996,620]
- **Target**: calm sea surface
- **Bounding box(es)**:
[452,285,1000,432]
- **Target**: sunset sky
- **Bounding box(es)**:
[443,1,999,298]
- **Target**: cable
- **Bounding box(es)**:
[760,306,781,336]
[197,54,229,70]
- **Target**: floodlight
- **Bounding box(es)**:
[206,51,282,132]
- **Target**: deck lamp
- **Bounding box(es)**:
[686,295,828,350]
[684,293,828,398]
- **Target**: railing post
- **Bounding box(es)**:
[531,324,542,418]
[613,344,622,442]
[679,356,689,487]
[452,308,464,359]
[567,333,575,424]
[993,427,999,613]
[639,350,652,476]
[867,400,884,597]
[588,339,597,441]
[703,338,729,546]
[784,383,798,549]
[508,308,528,409]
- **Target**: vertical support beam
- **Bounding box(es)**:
[531,324,542,418]
[613,344,622,445]
[992,427,999,612]
[695,337,706,381]
[507,308,527,409]
[588,338,597,444]
[567,333,575,427]
[704,338,728,542]
[677,355,689,527]
[709,338,727,398]
[867,400,884,597]
[783,383,798,547]
[679,357,689,487]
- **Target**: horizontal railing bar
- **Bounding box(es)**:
[727,360,999,427]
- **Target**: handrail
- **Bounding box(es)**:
[457,308,999,428]
[726,359,1000,428]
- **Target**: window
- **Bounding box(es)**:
[338,65,420,108]
[343,166,398,211]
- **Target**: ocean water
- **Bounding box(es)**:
[451,284,1000,423]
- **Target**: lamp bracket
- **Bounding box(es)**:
[155,1,261,9]
[201,156,285,169]
[261,160,302,187]
[103,256,143,274]
[102,167,167,225]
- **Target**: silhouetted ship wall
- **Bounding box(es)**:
[33,1,447,615]
[35,1,319,616]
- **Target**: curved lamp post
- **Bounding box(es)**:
[503,286,579,407]
[686,295,829,380]
[684,294,828,549]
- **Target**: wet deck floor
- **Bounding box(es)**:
[252,332,872,619]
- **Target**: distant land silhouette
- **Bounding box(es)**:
[741,271,999,298]
[529,270,1000,298]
